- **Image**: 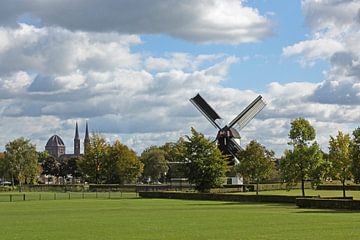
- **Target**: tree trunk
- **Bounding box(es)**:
[256,180,259,196]
[301,178,305,197]
[342,180,346,198]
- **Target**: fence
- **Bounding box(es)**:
[0,191,139,203]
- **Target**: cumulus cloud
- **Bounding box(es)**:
[282,0,360,106]
[0,0,271,44]
[1,2,360,156]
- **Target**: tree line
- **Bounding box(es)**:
[1,118,360,195]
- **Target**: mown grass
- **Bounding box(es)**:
[1,197,360,239]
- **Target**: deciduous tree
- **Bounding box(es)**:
[351,127,360,184]
[182,128,228,192]
[280,118,327,196]
[141,146,168,183]
[4,138,39,190]
[81,134,109,184]
[235,140,275,195]
[329,131,352,197]
[107,141,143,184]
[41,155,59,184]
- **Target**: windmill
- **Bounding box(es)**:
[190,93,266,165]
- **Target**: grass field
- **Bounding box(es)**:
[1,197,360,239]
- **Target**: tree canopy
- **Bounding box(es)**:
[351,127,360,184]
[280,118,327,196]
[181,128,228,192]
[4,138,39,190]
[141,146,168,183]
[329,131,352,197]
[235,140,275,195]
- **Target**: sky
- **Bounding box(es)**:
[0,0,360,156]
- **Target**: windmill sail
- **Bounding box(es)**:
[228,95,266,130]
[190,94,222,129]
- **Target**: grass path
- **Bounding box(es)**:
[1,198,360,239]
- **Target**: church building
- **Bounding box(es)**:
[45,122,90,160]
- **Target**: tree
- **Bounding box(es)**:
[280,118,327,196]
[41,155,60,184]
[235,140,275,195]
[141,146,168,183]
[329,131,352,198]
[0,152,11,182]
[351,127,360,183]
[81,134,109,184]
[66,156,83,183]
[182,128,228,192]
[4,138,39,190]
[106,141,143,184]
[160,140,187,181]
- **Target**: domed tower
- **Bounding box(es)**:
[45,135,66,158]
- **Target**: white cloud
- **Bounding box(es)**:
[282,0,360,106]
[0,0,272,44]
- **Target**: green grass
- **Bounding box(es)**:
[1,198,360,239]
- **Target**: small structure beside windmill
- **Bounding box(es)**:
[190,93,266,184]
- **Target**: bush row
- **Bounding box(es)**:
[139,191,307,203]
[316,185,360,191]
[21,184,87,192]
[0,186,15,192]
[296,198,360,210]
[89,184,193,192]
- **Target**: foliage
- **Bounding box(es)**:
[81,134,110,184]
[41,155,59,178]
[4,138,39,188]
[288,118,315,146]
[351,127,360,183]
[280,118,328,196]
[235,140,275,195]
[107,140,143,184]
[160,139,187,180]
[65,157,83,180]
[328,131,352,197]
[0,152,11,181]
[141,146,168,182]
[181,128,228,192]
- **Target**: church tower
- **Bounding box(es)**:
[84,121,90,155]
[74,122,80,156]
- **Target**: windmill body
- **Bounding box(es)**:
[190,93,266,184]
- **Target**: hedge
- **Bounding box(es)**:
[89,184,193,192]
[21,184,87,192]
[296,198,360,210]
[316,185,360,191]
[139,191,310,204]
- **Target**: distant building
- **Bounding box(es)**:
[45,122,90,160]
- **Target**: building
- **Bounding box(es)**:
[45,122,90,160]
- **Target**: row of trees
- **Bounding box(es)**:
[280,118,360,197]
[1,118,360,194]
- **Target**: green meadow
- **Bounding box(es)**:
[1,195,360,240]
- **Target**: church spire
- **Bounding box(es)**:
[75,122,79,139]
[74,122,80,155]
[84,121,90,155]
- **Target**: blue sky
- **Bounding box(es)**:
[0,0,359,156]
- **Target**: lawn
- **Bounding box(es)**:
[1,197,360,239]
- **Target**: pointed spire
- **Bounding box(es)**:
[75,122,79,139]
[85,121,89,141]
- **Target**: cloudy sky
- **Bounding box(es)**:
[0,0,359,156]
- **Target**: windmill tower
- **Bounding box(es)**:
[190,93,266,184]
